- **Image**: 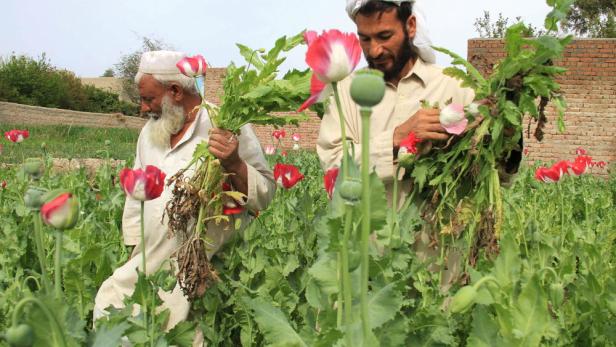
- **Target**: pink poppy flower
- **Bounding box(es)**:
[264,144,276,155]
[119,165,166,201]
[298,74,334,112]
[273,163,304,189]
[304,29,362,84]
[323,167,339,199]
[176,55,207,77]
[440,103,468,135]
[4,129,29,143]
[292,133,301,142]
[41,192,79,230]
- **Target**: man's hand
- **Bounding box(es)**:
[393,108,449,148]
[208,128,242,171]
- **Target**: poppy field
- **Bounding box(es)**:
[0,130,615,346]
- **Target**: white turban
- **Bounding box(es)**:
[345,0,435,63]
[138,50,188,75]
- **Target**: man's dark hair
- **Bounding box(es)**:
[357,1,413,25]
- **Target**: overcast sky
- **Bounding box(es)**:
[1,0,551,77]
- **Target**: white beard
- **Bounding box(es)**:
[145,96,186,150]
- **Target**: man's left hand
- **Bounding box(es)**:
[209,128,242,171]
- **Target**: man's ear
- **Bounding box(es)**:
[168,83,184,102]
[406,15,417,39]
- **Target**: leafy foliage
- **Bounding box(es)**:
[0,54,138,115]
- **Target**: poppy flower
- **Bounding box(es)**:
[323,167,339,199]
[41,192,79,230]
[299,29,362,111]
[272,130,286,140]
[119,165,166,201]
[292,133,301,142]
[398,132,422,167]
[440,103,468,135]
[575,147,587,155]
[264,144,276,155]
[176,55,207,77]
[273,163,304,189]
[4,130,29,143]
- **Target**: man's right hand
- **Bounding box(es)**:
[393,108,449,148]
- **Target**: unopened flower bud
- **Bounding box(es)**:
[23,158,44,179]
[24,187,47,210]
[450,285,477,314]
[339,178,362,206]
[350,69,385,108]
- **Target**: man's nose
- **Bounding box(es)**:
[140,103,150,114]
[369,42,384,59]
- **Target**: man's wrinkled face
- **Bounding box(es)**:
[138,74,166,119]
[356,8,415,82]
[138,74,185,149]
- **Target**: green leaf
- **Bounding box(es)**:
[245,297,308,347]
[510,275,551,345]
[491,234,520,289]
[165,321,196,347]
[308,253,339,296]
[466,306,501,347]
[366,282,403,329]
[237,43,264,71]
[89,321,130,347]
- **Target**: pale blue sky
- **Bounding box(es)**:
[0,1,551,77]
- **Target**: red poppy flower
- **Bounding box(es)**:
[273,163,304,189]
[323,167,339,199]
[535,165,566,183]
[575,147,587,155]
[272,130,286,140]
[4,129,29,143]
[176,55,207,78]
[119,165,166,201]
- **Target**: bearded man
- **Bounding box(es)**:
[317,0,521,205]
[316,0,521,289]
[93,51,276,344]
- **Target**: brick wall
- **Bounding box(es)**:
[467,38,616,167]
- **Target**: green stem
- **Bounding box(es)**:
[472,276,501,290]
[32,213,51,292]
[341,206,354,333]
[11,297,67,346]
[140,201,146,275]
[54,231,63,300]
[559,183,565,250]
[359,108,372,341]
[139,201,149,334]
[332,82,349,179]
[389,166,402,245]
[336,252,342,329]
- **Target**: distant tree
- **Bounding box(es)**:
[474,11,545,38]
[114,37,171,104]
[101,68,115,77]
[0,54,138,115]
[564,0,615,37]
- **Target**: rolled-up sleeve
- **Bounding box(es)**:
[238,124,276,212]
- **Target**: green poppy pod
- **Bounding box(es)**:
[350,69,385,108]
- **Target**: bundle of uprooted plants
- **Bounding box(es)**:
[409,2,572,269]
[164,33,311,300]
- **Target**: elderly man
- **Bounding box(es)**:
[318,0,520,204]
[94,51,275,342]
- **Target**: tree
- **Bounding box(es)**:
[114,37,172,104]
[474,11,545,38]
[101,68,115,77]
[564,0,615,37]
